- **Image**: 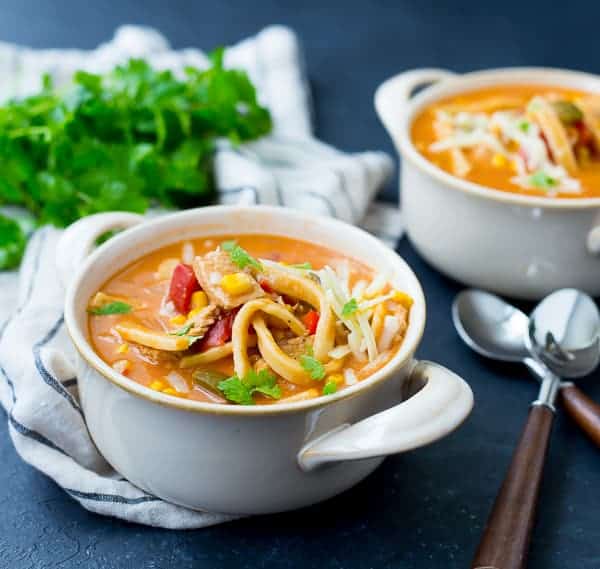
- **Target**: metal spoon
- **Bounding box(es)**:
[527,288,600,379]
[453,289,600,444]
[454,289,600,569]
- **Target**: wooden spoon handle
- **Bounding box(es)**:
[560,384,600,447]
[471,404,554,569]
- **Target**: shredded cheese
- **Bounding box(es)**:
[430,108,581,194]
[378,315,401,353]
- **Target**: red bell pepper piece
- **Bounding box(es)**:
[198,308,240,351]
[575,120,594,148]
[168,263,200,314]
[540,131,554,161]
[302,310,320,335]
[258,279,274,294]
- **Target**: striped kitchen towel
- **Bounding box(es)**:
[0,25,401,529]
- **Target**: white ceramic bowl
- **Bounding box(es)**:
[58,206,473,515]
[375,67,600,300]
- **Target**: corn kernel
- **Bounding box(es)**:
[491,153,507,168]
[392,291,414,309]
[220,272,254,295]
[187,308,201,320]
[191,291,208,310]
[149,380,166,391]
[162,387,177,396]
[327,373,345,386]
[117,343,129,354]
[169,314,186,326]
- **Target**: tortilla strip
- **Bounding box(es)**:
[232,299,307,379]
[528,96,578,173]
[433,118,471,177]
[577,95,600,149]
[180,343,233,368]
[252,316,344,386]
[115,322,191,351]
[260,265,336,361]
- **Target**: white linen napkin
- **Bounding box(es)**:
[0,25,401,529]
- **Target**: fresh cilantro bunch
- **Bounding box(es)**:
[0,216,28,270]
[0,48,272,268]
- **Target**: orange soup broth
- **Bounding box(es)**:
[89,234,391,404]
[411,85,600,198]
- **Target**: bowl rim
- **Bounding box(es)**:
[396,66,600,209]
[65,205,426,416]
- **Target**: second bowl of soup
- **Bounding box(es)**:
[375,67,600,299]
[60,206,473,514]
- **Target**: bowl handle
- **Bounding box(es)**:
[374,68,456,146]
[55,212,145,287]
[297,360,473,471]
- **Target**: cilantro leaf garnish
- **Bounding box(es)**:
[218,376,255,405]
[342,298,359,317]
[169,322,193,336]
[322,380,338,395]
[289,262,312,270]
[252,382,282,399]
[529,170,557,190]
[300,352,326,380]
[221,240,262,271]
[0,214,27,270]
[218,369,281,405]
[88,301,132,315]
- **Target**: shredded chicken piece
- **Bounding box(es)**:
[192,249,264,309]
[278,336,311,359]
[253,357,270,373]
[134,345,181,366]
[188,304,219,337]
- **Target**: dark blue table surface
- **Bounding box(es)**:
[1,1,599,567]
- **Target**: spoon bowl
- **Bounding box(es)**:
[527,288,600,379]
[452,289,530,362]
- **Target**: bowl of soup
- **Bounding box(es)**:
[58,206,473,515]
[375,67,600,299]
